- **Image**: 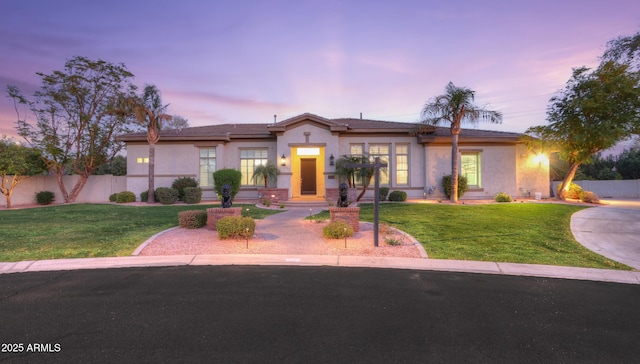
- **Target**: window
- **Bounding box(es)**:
[395,144,409,185]
[199,148,216,187]
[350,144,363,156]
[461,152,481,188]
[240,149,268,186]
[369,144,390,185]
[136,157,149,164]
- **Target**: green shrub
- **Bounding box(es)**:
[213,169,242,200]
[442,175,469,199]
[140,190,148,202]
[35,191,55,205]
[494,192,513,202]
[262,199,271,207]
[322,220,354,239]
[388,190,407,202]
[155,187,179,205]
[580,190,600,204]
[557,182,583,199]
[109,193,119,202]
[378,187,389,201]
[178,210,208,229]
[384,236,403,246]
[216,216,256,239]
[116,191,136,203]
[182,187,203,204]
[172,177,199,200]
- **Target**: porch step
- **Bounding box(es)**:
[283,199,330,209]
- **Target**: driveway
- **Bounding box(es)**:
[1,266,639,363]
[571,199,640,270]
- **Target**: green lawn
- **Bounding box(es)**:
[0,204,280,262]
[0,202,631,270]
[313,203,631,270]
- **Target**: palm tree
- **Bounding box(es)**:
[134,85,172,204]
[252,162,279,188]
[335,155,360,188]
[334,154,377,201]
[418,82,502,203]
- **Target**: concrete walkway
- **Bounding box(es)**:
[1,200,640,285]
[571,199,640,270]
[254,207,327,255]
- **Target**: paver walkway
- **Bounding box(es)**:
[254,208,329,254]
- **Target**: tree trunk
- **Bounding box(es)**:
[450,133,460,203]
[557,162,581,200]
[66,174,90,203]
[54,168,71,203]
[1,181,12,208]
[148,143,155,204]
[1,175,16,208]
[356,175,373,201]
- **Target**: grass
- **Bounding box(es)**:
[312,203,631,270]
[1,202,632,270]
[0,204,281,262]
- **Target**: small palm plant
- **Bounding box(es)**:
[252,162,279,188]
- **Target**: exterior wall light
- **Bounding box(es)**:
[533,153,549,166]
[329,154,335,166]
[281,154,286,167]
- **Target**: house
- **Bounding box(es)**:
[118,113,549,202]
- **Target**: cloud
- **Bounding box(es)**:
[166,89,289,110]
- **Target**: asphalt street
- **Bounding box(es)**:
[1,265,639,363]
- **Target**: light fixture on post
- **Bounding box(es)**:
[280,153,286,167]
[329,154,335,166]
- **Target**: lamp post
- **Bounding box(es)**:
[344,227,347,248]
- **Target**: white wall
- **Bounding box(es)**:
[1,175,126,207]
[552,180,640,198]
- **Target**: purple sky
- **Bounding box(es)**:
[1,0,639,140]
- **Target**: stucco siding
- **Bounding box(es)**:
[119,117,548,202]
[422,144,546,200]
[516,144,551,198]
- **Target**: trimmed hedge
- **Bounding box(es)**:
[35,191,55,205]
[109,193,119,202]
[216,216,256,239]
[378,187,389,201]
[213,169,242,200]
[442,175,469,199]
[140,191,158,202]
[155,187,179,205]
[178,210,208,229]
[183,187,203,204]
[172,177,199,201]
[388,190,407,202]
[322,221,354,239]
[115,191,136,203]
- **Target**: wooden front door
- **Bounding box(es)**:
[300,158,316,195]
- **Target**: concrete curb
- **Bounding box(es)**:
[132,227,181,256]
[1,255,638,285]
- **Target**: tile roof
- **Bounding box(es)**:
[118,113,522,142]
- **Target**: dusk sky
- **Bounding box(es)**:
[2,0,639,141]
